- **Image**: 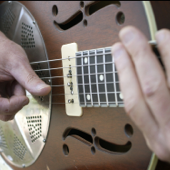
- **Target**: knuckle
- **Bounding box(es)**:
[9,40,27,58]
[7,42,28,72]
[26,73,37,84]
[0,115,12,122]
[142,76,162,98]
[1,105,10,115]
[124,30,149,60]
[9,98,24,113]
[132,44,149,61]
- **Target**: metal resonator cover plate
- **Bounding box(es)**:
[0,1,52,168]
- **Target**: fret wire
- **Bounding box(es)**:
[87,51,93,106]
[40,70,118,80]
[52,91,123,96]
[81,52,86,106]
[76,54,81,106]
[103,49,109,106]
[95,49,100,106]
[51,81,120,87]
[46,101,124,105]
[80,91,121,95]
[84,101,124,104]
[113,59,118,106]
[78,70,118,76]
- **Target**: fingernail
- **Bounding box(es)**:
[120,27,135,44]
[23,98,29,105]
[37,83,49,91]
[114,49,123,60]
[112,44,124,60]
[122,33,134,44]
[156,31,165,43]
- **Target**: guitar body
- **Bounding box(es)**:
[0,1,170,169]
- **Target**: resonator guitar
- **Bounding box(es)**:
[0,1,170,170]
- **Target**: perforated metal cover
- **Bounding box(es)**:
[0,1,52,168]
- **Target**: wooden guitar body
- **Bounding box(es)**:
[0,1,170,170]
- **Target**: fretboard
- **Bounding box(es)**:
[76,47,123,107]
[75,42,163,108]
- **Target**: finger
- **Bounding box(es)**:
[112,42,158,137]
[9,48,51,96]
[0,115,14,122]
[11,81,26,96]
[0,95,29,115]
[0,31,7,39]
[119,26,170,127]
[6,81,26,97]
[156,29,170,87]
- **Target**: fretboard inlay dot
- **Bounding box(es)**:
[119,93,123,100]
[99,75,104,81]
[84,57,88,64]
[76,47,124,107]
[87,94,91,101]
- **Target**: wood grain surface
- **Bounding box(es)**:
[1,1,170,170]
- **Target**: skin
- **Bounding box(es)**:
[0,31,51,121]
[112,26,170,162]
[1,25,170,162]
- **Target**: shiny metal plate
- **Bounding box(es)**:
[0,1,52,168]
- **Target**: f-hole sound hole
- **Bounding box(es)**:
[63,128,93,145]
[83,19,88,27]
[63,144,69,156]
[91,146,96,155]
[125,124,133,138]
[91,128,96,136]
[80,1,84,8]
[86,1,121,16]
[52,5,58,16]
[54,11,83,31]
[96,137,132,153]
[116,12,125,25]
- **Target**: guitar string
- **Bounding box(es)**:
[34,58,122,106]
[29,43,160,66]
[32,56,162,73]
[51,81,120,87]
[35,43,158,105]
[34,55,121,99]
[33,61,116,72]
[32,56,161,80]
[30,46,161,80]
[40,71,118,80]
[51,91,122,96]
[42,102,124,105]
[30,51,113,65]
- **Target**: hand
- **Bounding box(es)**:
[112,26,170,162]
[0,31,51,121]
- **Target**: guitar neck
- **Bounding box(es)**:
[62,41,163,115]
[76,47,123,107]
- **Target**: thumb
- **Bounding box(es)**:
[11,61,51,96]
